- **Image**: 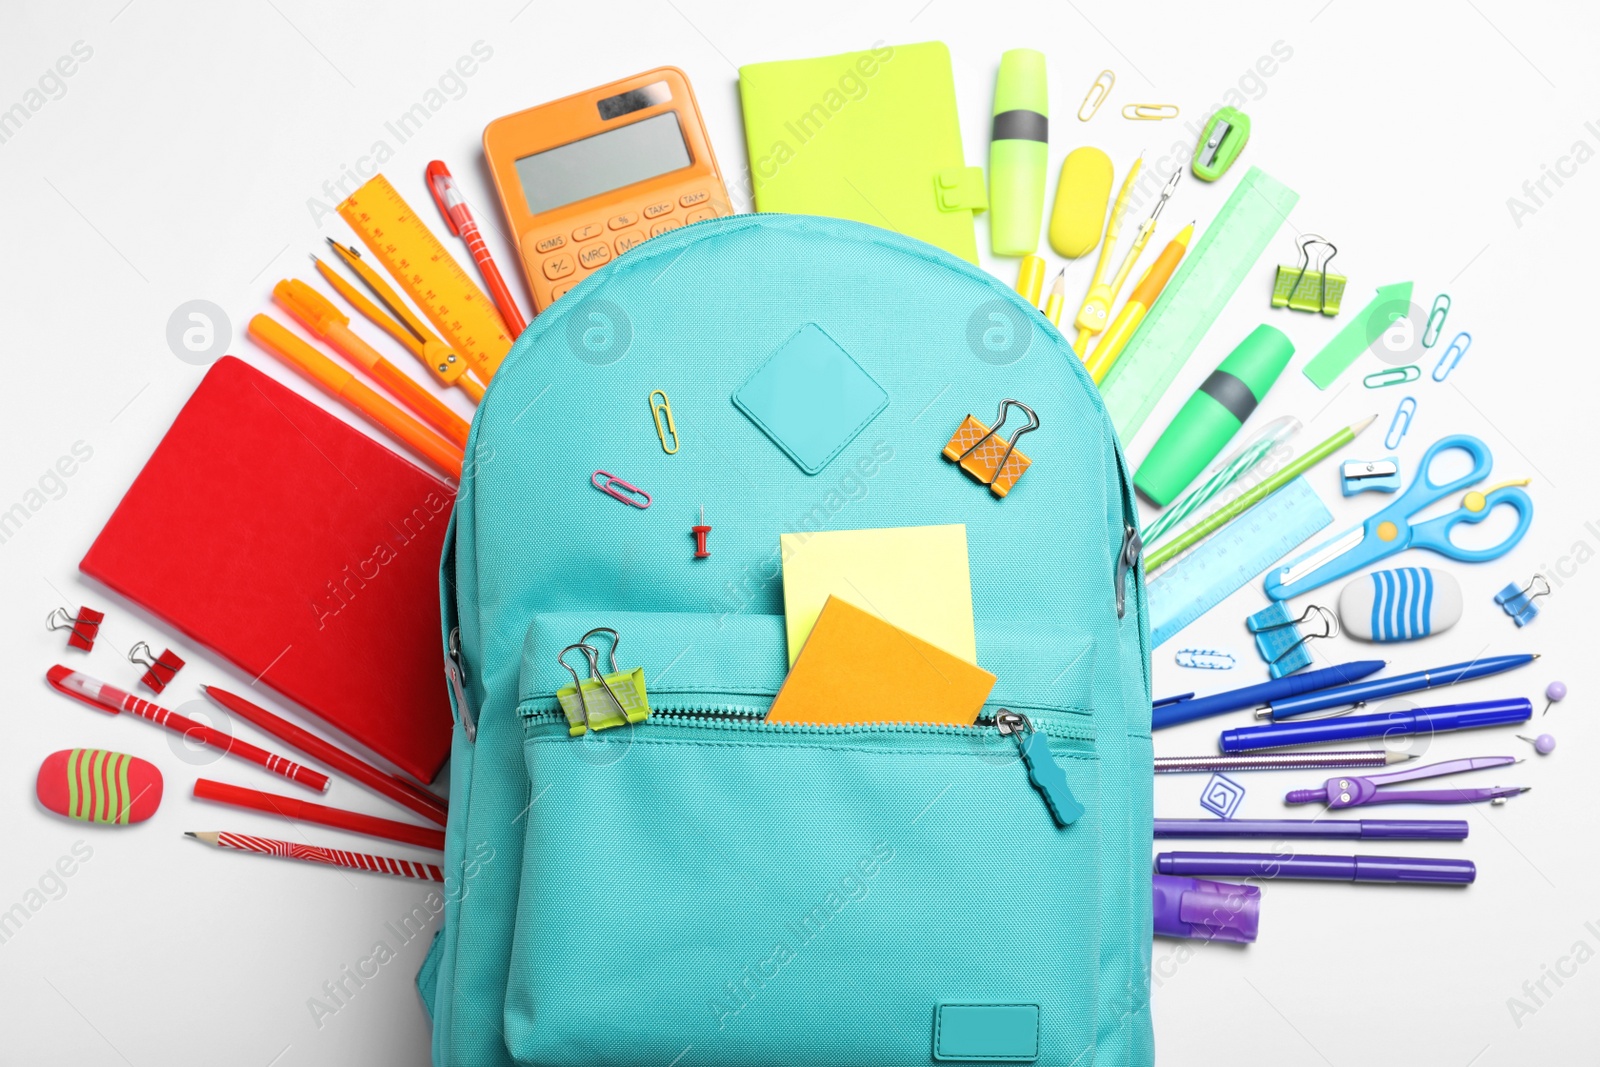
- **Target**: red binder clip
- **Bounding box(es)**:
[129,641,185,694]
[47,607,105,652]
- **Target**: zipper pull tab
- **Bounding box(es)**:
[997,711,1083,827]
[1115,523,1142,619]
[446,627,477,743]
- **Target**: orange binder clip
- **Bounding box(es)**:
[943,399,1038,498]
[47,606,104,652]
[129,641,185,695]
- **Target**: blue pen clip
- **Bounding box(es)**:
[1153,693,1196,709]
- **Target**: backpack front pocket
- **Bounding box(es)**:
[505,611,1102,1067]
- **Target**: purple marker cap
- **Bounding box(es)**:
[1152,873,1260,943]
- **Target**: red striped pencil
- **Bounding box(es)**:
[193,779,445,850]
[201,685,447,825]
[47,667,329,792]
[185,831,443,882]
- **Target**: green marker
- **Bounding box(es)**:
[989,49,1048,257]
[1134,324,1294,506]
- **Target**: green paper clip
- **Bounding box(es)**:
[1422,294,1451,347]
[556,629,650,735]
[1364,364,1420,388]
[1192,106,1250,181]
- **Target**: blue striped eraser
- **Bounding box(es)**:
[1338,567,1461,642]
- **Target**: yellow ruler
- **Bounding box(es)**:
[336,174,512,382]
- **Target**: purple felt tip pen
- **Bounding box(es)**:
[1154,818,1469,841]
[1156,851,1476,885]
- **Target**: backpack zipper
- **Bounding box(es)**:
[446,626,476,743]
[527,704,1085,828]
[1115,523,1142,620]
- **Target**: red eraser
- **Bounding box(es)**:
[36,749,163,825]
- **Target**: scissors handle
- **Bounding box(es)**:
[1411,485,1534,563]
[1388,435,1494,514]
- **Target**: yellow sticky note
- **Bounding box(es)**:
[780,524,976,666]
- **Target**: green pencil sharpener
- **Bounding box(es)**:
[1192,107,1250,182]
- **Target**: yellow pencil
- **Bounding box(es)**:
[1043,270,1067,327]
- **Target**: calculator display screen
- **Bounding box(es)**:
[514,111,692,215]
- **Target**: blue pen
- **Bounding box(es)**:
[1153,660,1386,730]
[1262,653,1536,720]
[1220,697,1531,753]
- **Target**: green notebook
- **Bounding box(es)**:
[738,41,987,263]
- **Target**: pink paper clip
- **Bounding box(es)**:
[591,470,651,509]
[128,641,185,694]
[47,606,104,652]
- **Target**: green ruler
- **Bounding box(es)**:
[1100,167,1299,442]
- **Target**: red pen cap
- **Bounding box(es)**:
[425,161,463,236]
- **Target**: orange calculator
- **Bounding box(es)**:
[484,67,730,312]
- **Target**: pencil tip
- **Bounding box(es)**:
[1354,414,1379,433]
[183,831,197,839]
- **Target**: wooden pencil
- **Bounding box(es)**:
[186,831,443,882]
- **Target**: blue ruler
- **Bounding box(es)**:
[1147,478,1332,647]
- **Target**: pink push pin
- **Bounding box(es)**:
[1517,733,1557,756]
[1542,681,1566,716]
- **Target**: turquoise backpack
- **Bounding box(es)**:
[419,214,1154,1066]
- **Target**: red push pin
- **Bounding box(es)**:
[692,505,711,559]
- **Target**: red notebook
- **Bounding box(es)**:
[81,357,456,782]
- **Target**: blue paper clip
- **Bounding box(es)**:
[1421,294,1451,348]
[1199,774,1246,819]
[1385,396,1416,450]
[1495,575,1550,627]
[1247,602,1336,678]
[1175,647,1237,670]
[1432,332,1471,381]
[1364,364,1420,389]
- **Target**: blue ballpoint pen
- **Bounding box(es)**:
[1153,659,1385,729]
[1220,697,1531,753]
[1259,653,1536,720]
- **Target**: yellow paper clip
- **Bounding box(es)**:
[649,389,679,454]
[1122,103,1180,120]
[942,398,1038,498]
[1078,70,1115,121]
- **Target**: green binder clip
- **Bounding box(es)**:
[556,628,650,736]
[1272,234,1346,315]
[1191,106,1250,182]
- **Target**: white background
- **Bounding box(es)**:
[3,1,1597,1064]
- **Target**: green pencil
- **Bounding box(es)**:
[1144,414,1377,572]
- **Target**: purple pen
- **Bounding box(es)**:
[1156,851,1476,885]
[1154,818,1469,841]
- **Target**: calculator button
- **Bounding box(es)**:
[578,242,611,269]
[614,230,646,255]
[534,234,566,253]
[542,253,575,280]
[608,211,639,230]
[643,201,675,219]
[572,223,603,241]
[550,282,577,300]
[686,207,716,224]
[679,190,709,208]
[649,219,683,238]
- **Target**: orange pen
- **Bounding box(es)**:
[1084,222,1194,385]
[272,279,471,449]
[247,314,464,480]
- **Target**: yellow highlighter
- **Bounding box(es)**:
[1085,222,1193,384]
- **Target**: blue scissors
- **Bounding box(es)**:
[1266,435,1532,600]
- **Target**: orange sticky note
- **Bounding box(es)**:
[768,596,996,726]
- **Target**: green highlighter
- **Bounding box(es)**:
[989,49,1048,256]
[1134,324,1294,506]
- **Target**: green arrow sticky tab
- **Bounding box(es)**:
[1302,281,1414,390]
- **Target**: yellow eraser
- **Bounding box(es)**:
[1048,148,1113,258]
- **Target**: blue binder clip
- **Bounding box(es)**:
[1247,602,1336,678]
[1340,457,1401,496]
[1495,575,1550,627]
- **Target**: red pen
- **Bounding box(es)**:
[46,666,330,793]
[426,160,529,336]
